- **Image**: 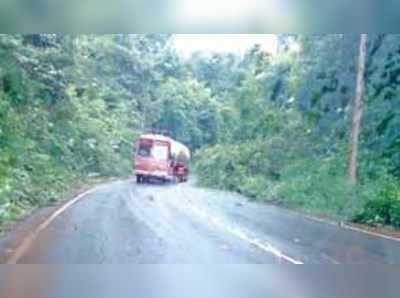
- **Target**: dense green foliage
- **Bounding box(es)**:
[1,34,400,229]
[194,35,400,227]
[0,34,218,226]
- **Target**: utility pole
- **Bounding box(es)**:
[347,34,367,185]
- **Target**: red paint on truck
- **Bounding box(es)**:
[134,134,190,183]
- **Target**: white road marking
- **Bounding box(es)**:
[342,223,400,243]
[186,204,304,264]
[8,180,314,264]
[300,213,400,243]
[6,183,111,264]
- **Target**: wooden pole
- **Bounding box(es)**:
[347,34,367,185]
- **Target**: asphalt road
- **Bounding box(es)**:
[1,179,400,298]
[11,179,400,264]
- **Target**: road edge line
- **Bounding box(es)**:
[300,213,400,243]
[6,185,102,264]
[341,223,400,242]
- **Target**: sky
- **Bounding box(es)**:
[169,0,287,32]
[172,34,278,57]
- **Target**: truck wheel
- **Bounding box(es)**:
[136,175,142,184]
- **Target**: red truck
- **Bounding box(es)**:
[134,134,190,183]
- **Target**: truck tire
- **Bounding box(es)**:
[136,175,142,184]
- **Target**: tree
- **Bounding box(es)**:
[347,34,368,185]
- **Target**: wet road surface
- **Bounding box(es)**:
[2,265,399,298]
[2,179,400,298]
[13,179,400,264]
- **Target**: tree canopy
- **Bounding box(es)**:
[0,34,399,228]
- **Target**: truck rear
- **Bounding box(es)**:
[134,134,190,183]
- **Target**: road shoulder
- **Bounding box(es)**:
[0,177,123,263]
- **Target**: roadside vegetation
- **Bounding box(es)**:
[194,35,400,228]
[0,34,221,227]
[0,34,399,229]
